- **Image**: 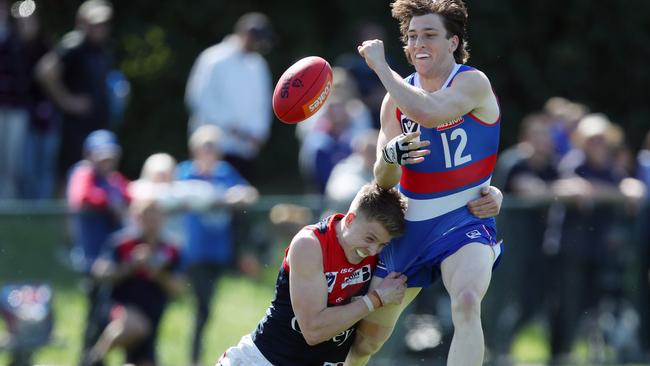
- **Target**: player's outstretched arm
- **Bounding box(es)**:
[288,231,406,345]
[358,40,492,129]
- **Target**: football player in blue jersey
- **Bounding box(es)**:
[346,0,503,365]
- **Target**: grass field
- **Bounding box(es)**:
[3,266,646,365]
[0,273,275,366]
[1,211,646,365]
[0,273,554,366]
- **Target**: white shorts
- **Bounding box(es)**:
[216,334,273,366]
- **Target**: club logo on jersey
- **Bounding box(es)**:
[400,113,420,135]
[436,116,464,131]
[340,265,371,289]
[465,229,482,239]
[325,272,338,293]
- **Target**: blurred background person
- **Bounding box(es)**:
[638,129,650,358]
[638,130,650,191]
[543,96,589,159]
[335,20,391,128]
[556,113,629,196]
[298,69,373,194]
[0,0,29,199]
[36,0,117,181]
[67,129,129,274]
[488,112,562,362]
[66,129,130,364]
[128,153,178,208]
[502,112,559,196]
[298,91,354,194]
[85,199,185,366]
[185,12,274,184]
[13,0,60,200]
[295,67,373,144]
[549,113,645,363]
[176,125,259,366]
[324,128,378,212]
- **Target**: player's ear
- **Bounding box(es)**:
[449,35,459,53]
[345,212,356,227]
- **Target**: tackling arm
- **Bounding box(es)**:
[288,231,381,346]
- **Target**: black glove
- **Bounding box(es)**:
[382,133,416,165]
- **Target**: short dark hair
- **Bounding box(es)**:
[352,183,407,238]
[391,0,470,64]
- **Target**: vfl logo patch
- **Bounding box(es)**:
[465,229,482,239]
[400,113,420,135]
[340,265,371,289]
[325,272,337,293]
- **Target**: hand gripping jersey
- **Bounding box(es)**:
[252,214,376,366]
[376,64,503,287]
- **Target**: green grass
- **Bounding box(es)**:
[511,323,550,363]
[0,274,275,366]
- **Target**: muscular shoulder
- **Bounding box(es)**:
[287,229,323,272]
[451,69,492,95]
[453,69,499,122]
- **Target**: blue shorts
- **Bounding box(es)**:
[375,209,503,288]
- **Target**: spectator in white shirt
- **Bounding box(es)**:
[185,12,274,183]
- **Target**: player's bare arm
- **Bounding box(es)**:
[374,95,431,189]
[358,40,494,128]
[288,230,406,345]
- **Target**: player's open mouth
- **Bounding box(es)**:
[415,53,430,59]
[355,249,369,258]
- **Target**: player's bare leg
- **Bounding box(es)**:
[441,242,495,366]
[345,276,420,366]
[88,306,151,363]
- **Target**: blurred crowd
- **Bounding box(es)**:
[2,0,650,365]
[485,96,650,365]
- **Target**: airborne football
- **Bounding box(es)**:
[272,56,333,124]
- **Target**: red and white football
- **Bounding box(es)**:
[272,56,333,124]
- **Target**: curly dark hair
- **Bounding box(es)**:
[391,0,470,64]
[352,183,407,238]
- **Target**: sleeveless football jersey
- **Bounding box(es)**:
[398,64,500,222]
[252,214,376,365]
[376,64,502,287]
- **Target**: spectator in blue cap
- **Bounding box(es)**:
[66,129,131,365]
